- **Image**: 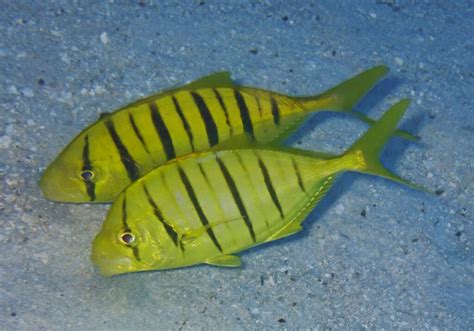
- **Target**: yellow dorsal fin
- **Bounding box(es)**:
[206,254,241,267]
[99,112,111,120]
[182,71,234,90]
[121,71,235,109]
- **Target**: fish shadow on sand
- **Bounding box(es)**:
[354,76,426,139]
[355,76,402,114]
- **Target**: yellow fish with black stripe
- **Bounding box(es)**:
[39,65,415,203]
[91,99,422,277]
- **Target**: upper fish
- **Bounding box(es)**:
[91,99,422,276]
[39,65,413,203]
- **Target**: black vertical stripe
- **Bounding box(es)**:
[233,152,270,229]
[198,163,210,186]
[104,119,140,182]
[177,165,223,252]
[81,135,96,202]
[142,183,181,249]
[129,113,150,154]
[234,90,255,139]
[190,92,219,147]
[256,96,263,118]
[213,88,232,135]
[122,195,129,228]
[172,96,195,151]
[149,102,176,160]
[215,154,256,242]
[270,95,280,125]
[291,157,306,193]
[256,154,284,219]
[121,195,141,261]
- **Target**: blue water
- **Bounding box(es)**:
[1,1,472,329]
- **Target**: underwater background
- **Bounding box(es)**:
[1,0,472,329]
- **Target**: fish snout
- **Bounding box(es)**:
[91,235,133,277]
[38,167,64,201]
[39,165,90,203]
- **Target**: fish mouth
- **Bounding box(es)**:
[91,253,134,277]
[38,168,62,201]
[38,166,78,202]
[91,232,135,277]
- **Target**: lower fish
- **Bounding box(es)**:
[91,99,422,276]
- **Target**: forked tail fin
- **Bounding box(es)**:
[297,65,418,141]
[299,65,388,111]
[343,99,426,191]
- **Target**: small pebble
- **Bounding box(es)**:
[21,87,34,98]
[395,57,404,66]
[100,32,110,45]
[94,85,106,95]
[5,194,17,203]
[334,203,345,215]
[0,135,12,149]
[6,179,18,186]
[6,125,15,135]
[51,30,62,37]
[250,308,260,315]
[60,52,70,64]
[8,85,19,95]
[266,276,276,287]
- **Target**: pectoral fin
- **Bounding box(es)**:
[180,216,243,246]
[206,255,241,267]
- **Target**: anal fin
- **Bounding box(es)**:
[264,222,303,243]
[265,175,336,243]
[206,254,241,267]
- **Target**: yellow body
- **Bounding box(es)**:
[39,66,397,203]
[91,99,421,276]
[92,148,350,276]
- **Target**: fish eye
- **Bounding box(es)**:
[119,231,135,245]
[80,169,94,181]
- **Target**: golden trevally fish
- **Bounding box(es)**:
[39,65,414,203]
[91,99,422,277]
